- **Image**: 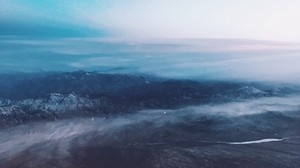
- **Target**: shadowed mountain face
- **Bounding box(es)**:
[1,71,296,127]
[0,71,299,168]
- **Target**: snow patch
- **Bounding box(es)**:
[227,138,284,145]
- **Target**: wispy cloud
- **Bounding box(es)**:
[0,94,300,158]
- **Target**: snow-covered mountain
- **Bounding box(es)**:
[0,71,298,127]
[0,72,300,168]
[0,93,114,126]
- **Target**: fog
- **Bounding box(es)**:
[1,95,299,162]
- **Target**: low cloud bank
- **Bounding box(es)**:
[1,38,300,83]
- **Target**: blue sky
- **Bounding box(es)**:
[1,0,300,82]
[0,0,106,37]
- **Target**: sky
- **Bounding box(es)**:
[1,0,300,41]
[1,0,300,82]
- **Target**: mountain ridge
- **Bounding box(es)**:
[0,71,298,127]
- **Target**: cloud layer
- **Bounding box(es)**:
[1,94,300,159]
[1,38,300,83]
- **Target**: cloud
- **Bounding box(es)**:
[63,38,300,82]
[0,94,300,159]
[1,38,300,83]
[77,0,300,42]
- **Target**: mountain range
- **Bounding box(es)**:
[0,71,298,127]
